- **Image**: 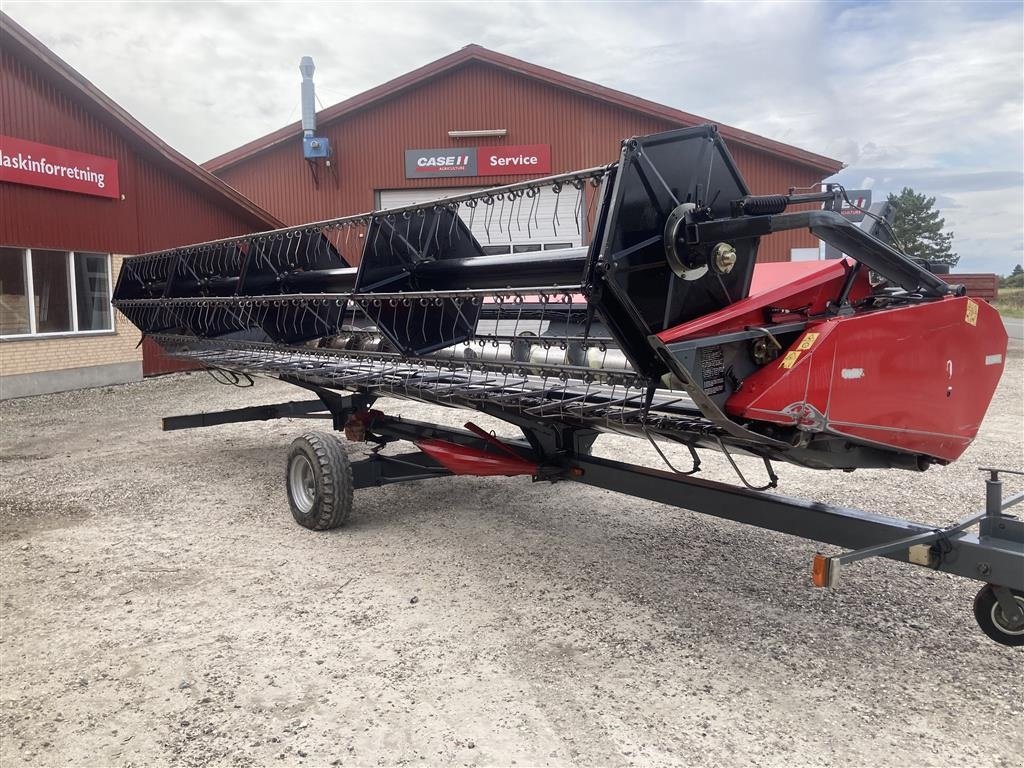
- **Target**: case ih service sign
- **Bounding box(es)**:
[405,144,550,178]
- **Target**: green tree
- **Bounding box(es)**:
[886,187,958,268]
[1002,263,1024,288]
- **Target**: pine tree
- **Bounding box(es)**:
[886,187,958,268]
[1003,263,1024,288]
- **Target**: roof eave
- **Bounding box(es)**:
[204,44,843,177]
[0,12,284,230]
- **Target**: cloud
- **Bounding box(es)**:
[3,0,1021,272]
[838,168,1022,194]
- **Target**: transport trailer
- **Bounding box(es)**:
[115,125,1023,645]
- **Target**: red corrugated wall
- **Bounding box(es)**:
[1,46,275,375]
[947,274,1000,302]
[215,62,827,262]
[0,47,269,254]
[141,337,203,377]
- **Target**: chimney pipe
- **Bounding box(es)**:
[299,56,316,139]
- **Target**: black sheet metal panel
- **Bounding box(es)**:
[115,126,767,358]
[167,243,246,297]
[355,207,486,292]
[589,125,757,378]
[112,251,175,302]
[413,248,588,290]
[239,230,353,295]
[354,206,487,355]
[112,225,355,340]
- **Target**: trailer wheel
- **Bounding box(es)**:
[973,584,1024,646]
[286,431,353,530]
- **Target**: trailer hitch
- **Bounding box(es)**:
[812,468,1024,631]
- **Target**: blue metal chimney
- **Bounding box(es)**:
[299,56,330,160]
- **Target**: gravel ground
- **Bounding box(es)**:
[1,342,1022,768]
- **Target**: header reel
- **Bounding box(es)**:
[114,125,1004,474]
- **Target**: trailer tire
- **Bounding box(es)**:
[286,431,353,531]
[973,584,1024,646]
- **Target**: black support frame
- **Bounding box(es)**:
[163,397,1024,598]
[356,417,1023,592]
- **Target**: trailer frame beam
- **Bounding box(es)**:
[344,415,1024,594]
[161,399,1024,597]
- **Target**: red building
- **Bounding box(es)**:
[1,19,845,399]
[206,45,842,263]
[0,14,281,397]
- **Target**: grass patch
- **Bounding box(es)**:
[992,286,1024,318]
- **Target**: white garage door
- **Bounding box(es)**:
[377,187,582,255]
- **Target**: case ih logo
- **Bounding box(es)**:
[405,144,550,179]
[827,189,872,223]
[412,152,475,174]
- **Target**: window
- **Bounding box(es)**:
[481,245,511,256]
[0,247,113,339]
[75,253,113,331]
[0,247,30,335]
[31,249,72,333]
[480,243,576,256]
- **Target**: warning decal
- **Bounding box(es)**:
[780,351,802,369]
[965,300,979,326]
[796,333,820,351]
[699,345,726,395]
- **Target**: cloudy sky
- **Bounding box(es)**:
[5,1,1022,273]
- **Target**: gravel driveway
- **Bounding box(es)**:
[2,342,1022,767]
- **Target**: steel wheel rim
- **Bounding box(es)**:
[991,594,1024,636]
[289,454,317,513]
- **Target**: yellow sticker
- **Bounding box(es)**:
[780,350,802,369]
[796,332,820,351]
[965,299,978,327]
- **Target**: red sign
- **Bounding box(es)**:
[0,135,119,199]
[477,144,551,176]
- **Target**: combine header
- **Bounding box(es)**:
[114,126,1022,645]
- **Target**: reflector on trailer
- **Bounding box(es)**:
[812,553,839,588]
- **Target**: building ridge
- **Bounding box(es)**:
[203,43,842,176]
[0,11,283,231]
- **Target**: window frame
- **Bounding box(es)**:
[479,241,579,257]
[0,247,114,340]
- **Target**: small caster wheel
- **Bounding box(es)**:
[286,431,353,530]
[973,584,1024,647]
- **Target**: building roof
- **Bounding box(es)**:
[204,44,843,176]
[0,12,283,230]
